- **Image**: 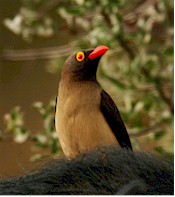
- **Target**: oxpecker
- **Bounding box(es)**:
[55,45,132,159]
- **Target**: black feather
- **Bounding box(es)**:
[100,90,132,150]
[55,96,57,113]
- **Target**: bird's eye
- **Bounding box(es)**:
[76,52,85,62]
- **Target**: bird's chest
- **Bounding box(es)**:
[55,82,117,158]
[56,84,101,134]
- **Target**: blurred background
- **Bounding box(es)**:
[0,0,173,177]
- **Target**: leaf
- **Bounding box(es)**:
[154,130,166,141]
[36,134,47,144]
[165,46,174,56]
[30,154,42,162]
[14,129,30,143]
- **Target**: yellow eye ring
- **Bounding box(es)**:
[76,51,85,62]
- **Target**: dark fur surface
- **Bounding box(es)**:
[0,146,173,195]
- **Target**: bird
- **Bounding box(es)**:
[55,45,132,159]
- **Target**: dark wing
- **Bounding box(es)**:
[55,96,57,113]
[100,90,132,150]
[54,96,57,125]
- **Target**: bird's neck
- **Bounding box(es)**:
[60,74,99,86]
[58,78,101,99]
[61,65,98,82]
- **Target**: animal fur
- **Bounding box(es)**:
[0,146,173,195]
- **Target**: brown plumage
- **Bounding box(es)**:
[55,46,132,159]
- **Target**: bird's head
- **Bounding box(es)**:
[61,45,109,81]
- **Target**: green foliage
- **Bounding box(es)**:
[4,106,30,143]
[2,0,174,159]
[32,100,60,155]
[3,99,61,161]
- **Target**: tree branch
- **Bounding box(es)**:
[1,43,75,61]
[129,122,163,138]
[117,35,136,60]
[0,136,35,143]
[141,67,174,115]
[156,84,174,115]
[101,9,137,60]
[20,0,62,20]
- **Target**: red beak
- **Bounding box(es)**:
[88,45,109,60]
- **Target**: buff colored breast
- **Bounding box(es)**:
[55,81,118,159]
